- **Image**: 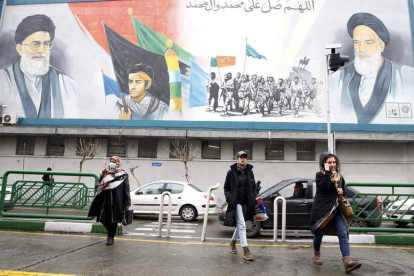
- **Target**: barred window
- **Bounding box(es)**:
[201,140,220,159]
[233,140,252,159]
[46,137,65,156]
[107,138,126,157]
[16,136,35,155]
[265,141,284,160]
[296,141,315,161]
[139,139,158,158]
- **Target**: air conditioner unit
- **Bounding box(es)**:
[2,114,18,125]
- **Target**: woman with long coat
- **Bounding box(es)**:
[310,152,361,273]
[89,156,131,245]
[223,151,257,261]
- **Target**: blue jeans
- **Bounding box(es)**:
[313,211,350,257]
[231,204,248,247]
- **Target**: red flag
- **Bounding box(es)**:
[216,56,236,68]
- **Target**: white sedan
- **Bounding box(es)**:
[386,198,414,227]
[130,181,217,222]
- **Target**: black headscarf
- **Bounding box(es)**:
[15,14,56,44]
[347,12,390,46]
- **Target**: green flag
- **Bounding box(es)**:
[246,43,267,60]
[210,57,218,67]
[131,15,194,61]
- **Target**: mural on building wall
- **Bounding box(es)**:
[0,0,413,125]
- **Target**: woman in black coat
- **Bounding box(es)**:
[310,152,361,273]
[223,151,257,261]
[89,156,131,245]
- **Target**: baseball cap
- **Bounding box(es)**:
[236,151,248,158]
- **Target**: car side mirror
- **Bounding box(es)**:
[135,191,143,195]
[270,193,280,198]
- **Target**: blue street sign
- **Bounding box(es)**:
[152,163,162,167]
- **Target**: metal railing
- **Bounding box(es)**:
[346,182,414,233]
[157,191,172,238]
[201,183,220,241]
[273,196,286,242]
[0,170,99,220]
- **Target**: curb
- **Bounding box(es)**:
[0,219,117,234]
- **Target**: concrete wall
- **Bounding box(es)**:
[1,135,414,205]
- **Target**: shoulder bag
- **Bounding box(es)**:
[337,177,354,219]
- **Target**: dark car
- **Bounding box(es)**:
[218,178,382,237]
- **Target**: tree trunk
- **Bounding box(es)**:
[78,159,84,183]
[130,171,141,188]
[184,161,190,183]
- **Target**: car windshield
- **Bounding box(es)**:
[259,180,288,198]
[188,184,203,192]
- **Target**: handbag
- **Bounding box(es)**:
[338,195,354,219]
[122,209,134,225]
[254,197,269,221]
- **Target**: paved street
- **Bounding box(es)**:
[1,216,414,276]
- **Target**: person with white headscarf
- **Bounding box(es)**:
[88,156,131,245]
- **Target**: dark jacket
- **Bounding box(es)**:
[223,163,257,227]
[88,178,131,224]
[310,171,346,234]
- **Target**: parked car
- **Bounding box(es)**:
[218,178,382,237]
[0,186,14,212]
[130,180,217,222]
[386,198,414,227]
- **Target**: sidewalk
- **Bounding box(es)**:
[1,216,414,246]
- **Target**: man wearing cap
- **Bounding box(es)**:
[330,12,414,124]
[117,63,168,120]
[0,14,82,118]
[223,150,257,261]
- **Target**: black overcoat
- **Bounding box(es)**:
[88,178,131,224]
[310,171,347,235]
[223,163,257,227]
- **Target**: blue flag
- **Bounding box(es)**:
[246,43,267,60]
[102,72,121,98]
[189,60,209,108]
[210,57,218,67]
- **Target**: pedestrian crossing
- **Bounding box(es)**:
[124,221,200,238]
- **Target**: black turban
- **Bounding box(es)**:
[347,12,390,46]
[15,14,56,44]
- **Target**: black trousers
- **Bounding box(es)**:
[103,222,118,238]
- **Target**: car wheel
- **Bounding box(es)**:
[180,205,198,222]
[348,218,367,228]
[395,221,409,227]
[246,220,261,237]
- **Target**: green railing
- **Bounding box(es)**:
[346,183,414,233]
[0,170,99,220]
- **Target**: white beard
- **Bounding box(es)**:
[20,47,50,76]
[354,45,382,76]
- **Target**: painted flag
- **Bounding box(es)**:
[189,60,209,108]
[102,72,121,98]
[246,43,267,60]
[103,23,170,105]
[165,40,182,113]
[210,57,218,67]
[129,10,194,61]
[216,56,236,68]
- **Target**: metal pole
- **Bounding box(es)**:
[325,55,334,154]
[273,196,286,242]
[201,182,220,241]
[157,191,172,238]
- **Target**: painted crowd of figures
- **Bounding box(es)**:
[207,72,322,118]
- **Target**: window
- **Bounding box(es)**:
[169,140,189,158]
[278,182,308,199]
[265,140,284,160]
[296,141,315,161]
[16,136,35,155]
[46,137,65,156]
[165,183,184,194]
[139,139,157,158]
[138,183,165,195]
[201,140,220,159]
[107,138,126,157]
[233,140,252,159]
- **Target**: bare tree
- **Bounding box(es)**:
[75,138,101,183]
[129,165,141,188]
[165,140,199,183]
